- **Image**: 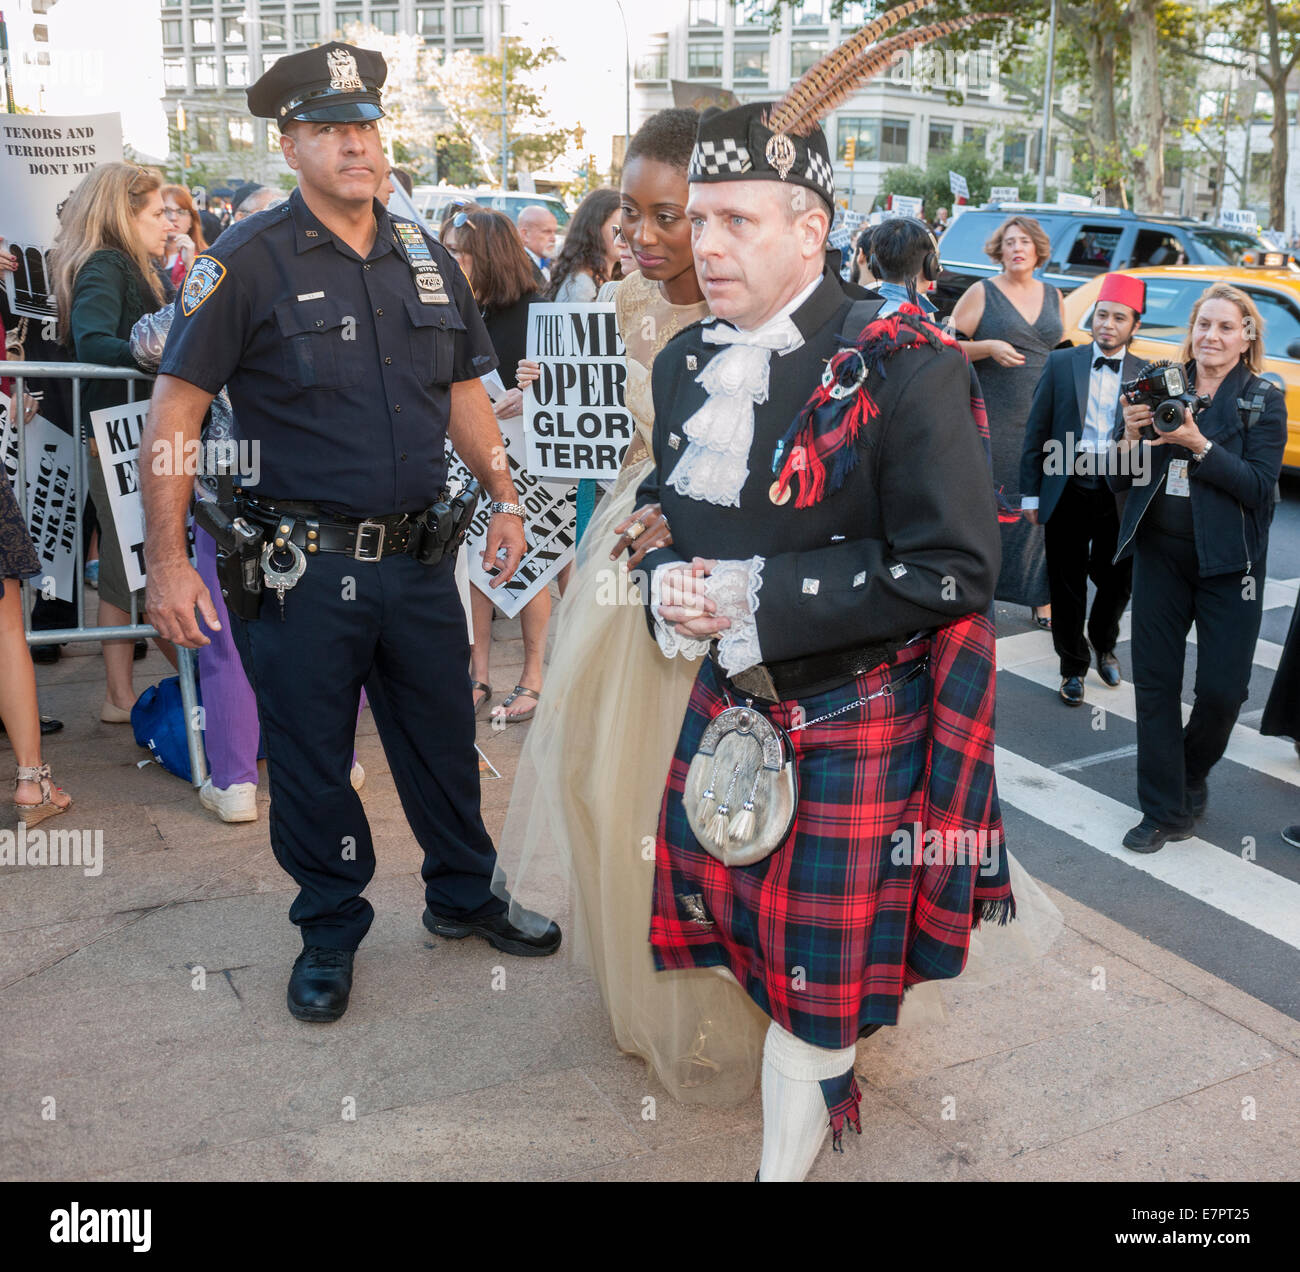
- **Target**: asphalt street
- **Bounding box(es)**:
[994,473,1300,1021]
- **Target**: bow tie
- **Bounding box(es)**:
[1094,356,1122,372]
[702,317,802,354]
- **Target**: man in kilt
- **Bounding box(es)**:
[634,100,1011,1181]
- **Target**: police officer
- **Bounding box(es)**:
[142,43,560,1024]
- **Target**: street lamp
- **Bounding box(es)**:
[1036,0,1058,203]
[613,0,631,163]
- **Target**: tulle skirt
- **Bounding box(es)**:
[498,458,1063,1106]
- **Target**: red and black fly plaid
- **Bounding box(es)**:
[649,615,1013,1052]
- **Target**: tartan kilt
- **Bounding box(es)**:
[649,637,1006,1051]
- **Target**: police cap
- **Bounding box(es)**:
[248,42,387,128]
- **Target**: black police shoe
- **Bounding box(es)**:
[422,904,562,957]
[1186,778,1208,819]
[31,645,60,665]
[1059,675,1085,706]
[0,715,62,737]
[1123,817,1194,854]
[287,945,355,1022]
[1096,650,1122,688]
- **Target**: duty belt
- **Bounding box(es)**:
[244,499,417,562]
[711,634,929,703]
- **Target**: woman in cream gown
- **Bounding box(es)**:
[499,112,1061,1108]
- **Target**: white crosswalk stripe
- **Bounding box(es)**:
[996,747,1300,949]
[993,575,1300,951]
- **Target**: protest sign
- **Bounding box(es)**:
[523,302,632,481]
[1221,208,1259,234]
[89,398,150,592]
[1,113,123,320]
[1056,191,1093,209]
[446,413,575,619]
[0,404,79,601]
[886,194,924,219]
[948,171,969,200]
[988,186,1020,203]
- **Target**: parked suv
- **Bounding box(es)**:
[934,203,1291,317]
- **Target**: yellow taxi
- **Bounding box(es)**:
[1062,265,1300,469]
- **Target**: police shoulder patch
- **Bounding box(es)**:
[181,255,226,316]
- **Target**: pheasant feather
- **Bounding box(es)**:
[766,0,931,138]
[767,12,1009,139]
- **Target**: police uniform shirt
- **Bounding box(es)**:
[159,187,498,518]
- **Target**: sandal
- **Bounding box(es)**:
[471,680,493,719]
[1031,607,1052,631]
[493,684,541,725]
[13,763,72,826]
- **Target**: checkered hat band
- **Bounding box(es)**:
[689,138,752,176]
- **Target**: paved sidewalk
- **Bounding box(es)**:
[2,608,1299,1182]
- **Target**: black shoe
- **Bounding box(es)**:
[1096,650,1122,688]
[0,715,62,738]
[1123,817,1194,854]
[1185,778,1208,819]
[287,945,354,1022]
[1059,675,1085,706]
[31,644,60,665]
[422,903,562,957]
[1282,825,1300,849]
[133,640,148,661]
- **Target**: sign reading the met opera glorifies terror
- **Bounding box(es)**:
[523,303,633,481]
[1,113,123,320]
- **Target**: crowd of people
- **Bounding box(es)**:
[1,30,1297,1182]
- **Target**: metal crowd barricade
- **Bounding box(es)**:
[8,360,207,787]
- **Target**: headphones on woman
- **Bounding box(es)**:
[869,217,941,283]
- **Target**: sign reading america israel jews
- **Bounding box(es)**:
[0,403,80,602]
[446,378,576,619]
[523,302,632,481]
[88,399,151,592]
[0,113,123,320]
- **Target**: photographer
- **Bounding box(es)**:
[1112,283,1286,853]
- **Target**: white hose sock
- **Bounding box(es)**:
[757,1021,858,1182]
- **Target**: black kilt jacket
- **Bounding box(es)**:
[635,273,1001,660]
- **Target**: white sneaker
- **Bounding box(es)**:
[350,762,365,791]
[199,779,258,823]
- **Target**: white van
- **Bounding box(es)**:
[411,187,570,239]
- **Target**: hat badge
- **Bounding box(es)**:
[765,132,796,181]
[327,47,364,93]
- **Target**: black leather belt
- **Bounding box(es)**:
[244,499,416,562]
[711,639,907,703]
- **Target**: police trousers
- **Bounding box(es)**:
[1130,525,1265,829]
[230,550,506,950]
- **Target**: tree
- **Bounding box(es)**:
[431,40,575,188]
[878,140,1055,212]
[337,23,445,180]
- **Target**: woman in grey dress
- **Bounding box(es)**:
[951,215,1065,624]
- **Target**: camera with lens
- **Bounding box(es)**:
[1122,359,1211,442]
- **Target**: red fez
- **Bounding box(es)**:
[1097,273,1145,316]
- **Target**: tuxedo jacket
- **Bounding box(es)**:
[636,273,1000,665]
[1019,343,1142,523]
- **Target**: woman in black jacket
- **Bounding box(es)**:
[52,163,177,722]
[1111,283,1287,852]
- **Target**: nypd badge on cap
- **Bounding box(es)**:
[247,41,387,129]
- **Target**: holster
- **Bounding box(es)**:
[194,486,265,621]
[412,478,481,567]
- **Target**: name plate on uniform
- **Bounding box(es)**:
[393,221,449,305]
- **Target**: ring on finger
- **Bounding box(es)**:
[626,520,646,541]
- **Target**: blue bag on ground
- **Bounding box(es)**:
[131,676,204,781]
